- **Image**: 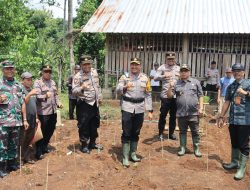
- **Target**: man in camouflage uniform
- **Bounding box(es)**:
[66,65,81,120]
[72,55,103,154]
[0,60,28,178]
[34,65,62,159]
[117,58,153,167]
[154,52,180,140]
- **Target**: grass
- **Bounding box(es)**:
[59,93,121,120]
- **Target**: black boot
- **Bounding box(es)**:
[0,162,7,178]
[7,159,20,172]
[80,141,90,154]
[88,139,103,151]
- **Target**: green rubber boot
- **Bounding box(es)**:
[192,135,202,157]
[178,134,187,156]
[130,142,141,162]
[234,153,249,180]
[122,143,130,167]
[222,148,240,170]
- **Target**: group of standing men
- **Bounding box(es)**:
[1,51,249,181]
[0,61,62,178]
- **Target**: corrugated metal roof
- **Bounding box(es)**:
[82,0,250,33]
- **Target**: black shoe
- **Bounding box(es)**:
[89,143,103,151]
[35,154,45,160]
[158,134,164,141]
[80,146,90,154]
[81,141,90,154]
[169,134,177,140]
[42,148,51,154]
[7,160,20,172]
[0,162,7,178]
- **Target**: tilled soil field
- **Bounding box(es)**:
[1,101,249,190]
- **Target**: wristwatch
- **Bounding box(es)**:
[246,91,250,96]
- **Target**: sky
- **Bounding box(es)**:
[27,0,82,18]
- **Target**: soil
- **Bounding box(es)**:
[1,101,249,190]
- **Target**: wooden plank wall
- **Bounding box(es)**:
[105,34,250,81]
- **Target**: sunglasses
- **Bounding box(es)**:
[43,70,52,74]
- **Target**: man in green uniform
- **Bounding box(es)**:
[0,60,28,178]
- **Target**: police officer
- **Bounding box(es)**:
[218,63,250,180]
[154,51,180,140]
[167,64,203,157]
[117,58,153,167]
[34,65,62,159]
[67,65,81,120]
[72,55,103,154]
[0,60,28,178]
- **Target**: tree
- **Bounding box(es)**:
[74,0,105,85]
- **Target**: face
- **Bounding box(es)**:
[180,69,190,80]
[81,63,91,73]
[42,69,52,80]
[130,63,141,74]
[22,78,33,88]
[211,64,216,69]
[2,67,15,79]
[232,70,244,81]
[166,58,175,66]
[154,64,159,70]
[226,72,232,78]
[75,69,80,74]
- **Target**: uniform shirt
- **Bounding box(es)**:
[149,69,160,87]
[0,77,25,126]
[67,74,76,99]
[154,64,180,98]
[173,77,203,117]
[225,79,250,126]
[72,68,102,107]
[23,86,37,116]
[205,68,220,85]
[219,76,235,97]
[23,86,37,128]
[116,72,153,114]
[34,78,60,115]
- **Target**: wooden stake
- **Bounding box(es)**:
[45,159,49,190]
[19,146,22,175]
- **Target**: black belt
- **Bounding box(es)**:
[123,96,144,103]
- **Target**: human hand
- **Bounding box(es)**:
[148,112,153,120]
[237,88,247,96]
[165,72,172,80]
[46,91,52,98]
[0,94,7,103]
[29,89,38,96]
[81,83,89,90]
[217,117,225,128]
[23,121,29,130]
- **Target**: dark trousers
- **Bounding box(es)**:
[178,116,200,138]
[158,98,177,135]
[77,100,100,143]
[69,98,77,119]
[19,115,36,161]
[36,114,57,156]
[229,124,250,156]
[206,84,218,103]
[152,86,161,102]
[121,111,144,143]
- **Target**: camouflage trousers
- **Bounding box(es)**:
[0,126,20,162]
